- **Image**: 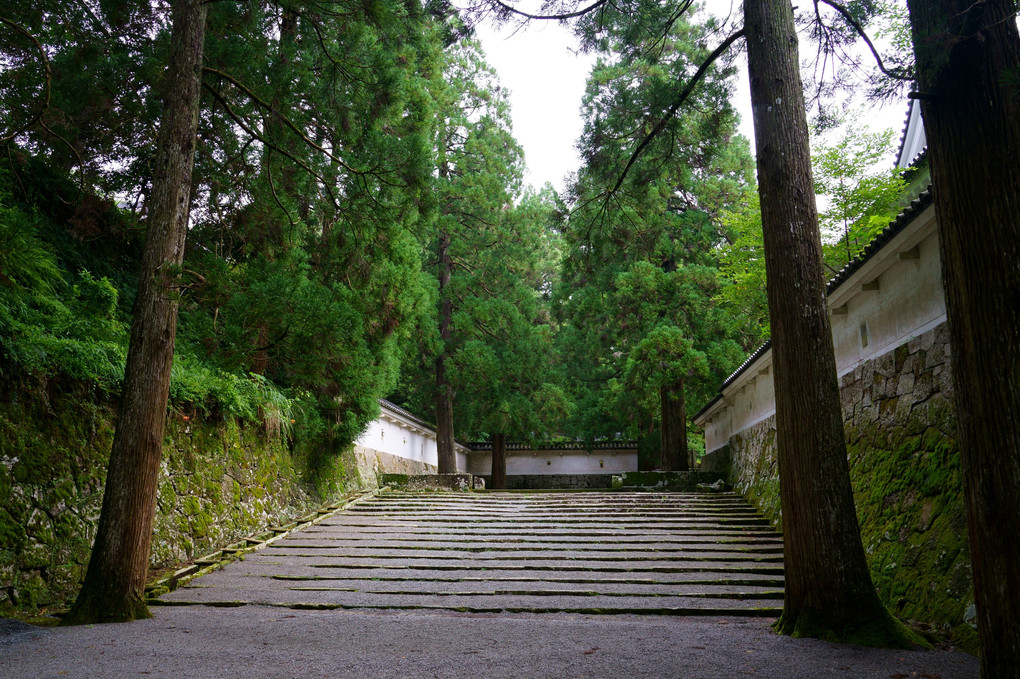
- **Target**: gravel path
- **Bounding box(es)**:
[0,606,978,678]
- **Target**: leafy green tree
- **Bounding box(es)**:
[718,120,905,346]
[391,35,571,481]
[717,188,770,348]
[176,0,441,442]
[426,37,525,472]
[814,122,906,274]
[553,12,750,465]
[451,191,571,486]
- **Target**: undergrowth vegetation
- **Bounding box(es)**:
[0,162,302,437]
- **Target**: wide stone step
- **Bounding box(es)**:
[157,587,783,612]
[153,489,784,617]
[269,538,779,550]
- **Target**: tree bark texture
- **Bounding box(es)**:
[64,0,206,625]
[491,433,507,490]
[659,382,688,471]
[907,1,1020,672]
[743,0,906,643]
[435,229,457,473]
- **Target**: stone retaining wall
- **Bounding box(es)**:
[0,380,360,615]
[477,474,616,490]
[715,323,975,649]
[352,445,436,484]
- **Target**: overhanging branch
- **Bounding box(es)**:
[203,66,367,176]
[609,27,745,197]
[815,0,912,82]
[491,0,611,21]
[202,81,339,206]
[0,16,51,143]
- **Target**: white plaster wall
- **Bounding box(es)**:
[465,449,638,476]
[697,204,945,453]
[829,207,944,377]
[357,418,436,466]
[355,403,471,472]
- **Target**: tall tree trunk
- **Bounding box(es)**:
[63,0,206,625]
[659,381,688,471]
[906,1,1020,673]
[743,0,910,644]
[490,433,507,490]
[252,323,269,375]
[435,229,457,473]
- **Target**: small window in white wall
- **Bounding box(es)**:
[860,322,870,349]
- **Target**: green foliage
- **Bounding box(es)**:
[717,189,770,348]
[717,120,907,344]
[390,39,569,445]
[554,12,752,450]
[814,121,907,273]
[2,0,445,450]
[0,185,62,296]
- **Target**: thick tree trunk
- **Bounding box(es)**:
[659,381,688,471]
[63,0,206,625]
[743,0,909,645]
[490,433,507,490]
[435,229,457,473]
[906,1,1020,673]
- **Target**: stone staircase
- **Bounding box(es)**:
[155,491,784,616]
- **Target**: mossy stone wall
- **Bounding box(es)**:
[723,323,975,650]
[0,377,361,616]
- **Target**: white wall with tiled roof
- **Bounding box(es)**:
[695,198,945,454]
[354,401,471,473]
[464,446,638,476]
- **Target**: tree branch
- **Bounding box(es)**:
[815,0,912,82]
[203,66,368,176]
[608,28,745,198]
[0,16,51,144]
[491,0,611,21]
[202,81,339,206]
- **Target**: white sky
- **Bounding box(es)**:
[471,2,909,194]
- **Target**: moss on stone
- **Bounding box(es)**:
[847,399,973,652]
[775,601,926,649]
[381,473,410,487]
[726,327,975,654]
[0,369,366,618]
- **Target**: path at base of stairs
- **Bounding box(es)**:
[0,604,978,678]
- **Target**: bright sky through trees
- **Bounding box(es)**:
[472,1,909,193]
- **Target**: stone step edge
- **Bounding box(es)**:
[297,558,783,570]
[281,587,786,600]
[285,536,784,545]
[255,553,785,563]
[268,575,787,587]
[263,545,785,554]
[146,599,783,617]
